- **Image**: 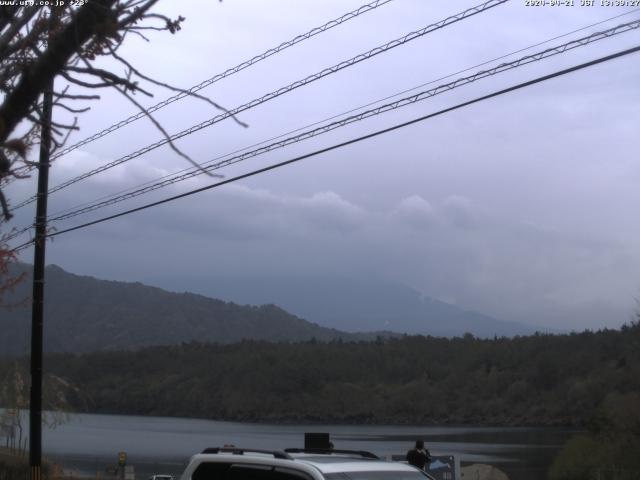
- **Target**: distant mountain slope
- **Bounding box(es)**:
[0,264,352,356]
[146,275,543,338]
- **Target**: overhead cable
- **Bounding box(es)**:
[43,9,640,223]
[2,0,396,188]
[44,19,640,223]
[8,43,637,253]
[50,0,396,161]
[10,0,508,212]
[5,7,635,193]
[6,13,638,242]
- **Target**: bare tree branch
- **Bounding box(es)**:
[112,83,220,178]
[0,0,236,238]
[107,45,248,128]
[0,0,119,142]
[0,7,41,58]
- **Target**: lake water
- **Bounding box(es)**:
[40,413,578,480]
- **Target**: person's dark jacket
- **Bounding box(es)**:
[406,448,431,470]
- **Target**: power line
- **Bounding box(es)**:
[1,7,636,197]
[43,18,640,224]
[7,13,638,242]
[51,0,396,161]
[8,43,636,252]
[43,9,640,222]
[3,0,396,185]
[344,8,640,122]
[10,0,508,212]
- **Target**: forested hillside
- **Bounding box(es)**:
[0,264,356,355]
[2,265,539,355]
[3,323,637,426]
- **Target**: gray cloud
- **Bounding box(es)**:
[391,195,437,230]
[23,176,636,330]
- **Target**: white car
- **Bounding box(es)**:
[179,447,435,480]
[150,475,174,480]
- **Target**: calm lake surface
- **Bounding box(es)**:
[41,413,579,480]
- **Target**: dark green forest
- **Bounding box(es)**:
[2,323,638,427]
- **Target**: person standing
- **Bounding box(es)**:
[406,440,431,471]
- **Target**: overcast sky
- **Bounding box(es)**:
[5,0,640,330]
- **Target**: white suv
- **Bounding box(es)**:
[179,448,435,480]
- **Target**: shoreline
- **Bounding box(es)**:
[56,409,588,429]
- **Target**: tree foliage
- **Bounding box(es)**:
[549,392,640,480]
[2,322,637,427]
[0,361,78,455]
[0,240,24,306]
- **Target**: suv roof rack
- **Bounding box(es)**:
[284,448,379,459]
[201,447,292,459]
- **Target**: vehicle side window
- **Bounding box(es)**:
[193,462,232,480]
[273,467,312,480]
[193,463,310,480]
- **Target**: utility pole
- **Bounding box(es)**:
[30,73,53,480]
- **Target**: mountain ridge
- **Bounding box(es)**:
[1,263,545,356]
[0,263,357,356]
[144,274,545,337]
